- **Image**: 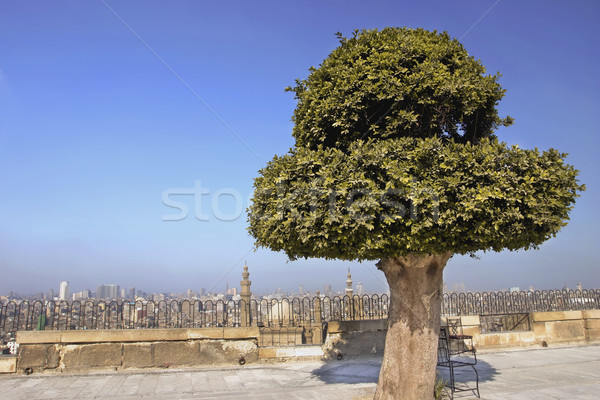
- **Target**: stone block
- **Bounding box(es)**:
[223,327,259,339]
[476,332,536,348]
[531,311,582,322]
[122,343,153,368]
[222,339,258,363]
[152,341,198,366]
[582,310,600,319]
[460,315,480,327]
[544,320,585,342]
[188,328,225,339]
[584,329,600,341]
[323,330,386,359]
[584,319,600,329]
[17,344,60,372]
[16,331,62,344]
[532,321,548,338]
[62,343,122,371]
[197,341,230,364]
[0,355,17,373]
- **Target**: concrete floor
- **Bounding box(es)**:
[0,344,598,399]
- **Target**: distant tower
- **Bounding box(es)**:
[299,284,304,295]
[577,282,583,291]
[59,281,70,301]
[240,263,252,326]
[345,268,353,297]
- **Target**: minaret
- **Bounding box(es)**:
[345,268,353,297]
[240,263,252,326]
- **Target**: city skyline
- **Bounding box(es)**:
[1,1,598,295]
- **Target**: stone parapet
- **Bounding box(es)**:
[17,328,259,345]
[15,328,259,374]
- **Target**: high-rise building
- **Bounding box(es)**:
[97,284,120,300]
[356,282,364,296]
[59,281,70,301]
[129,287,135,300]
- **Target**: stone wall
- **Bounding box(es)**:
[16,328,259,374]
[443,310,600,349]
[9,310,600,375]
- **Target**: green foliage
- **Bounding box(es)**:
[248,138,583,261]
[287,28,512,150]
[434,372,448,399]
[248,27,583,262]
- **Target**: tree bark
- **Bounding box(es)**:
[373,252,452,400]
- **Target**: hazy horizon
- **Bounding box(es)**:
[1,1,598,296]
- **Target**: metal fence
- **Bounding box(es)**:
[0,294,389,337]
[1,289,598,337]
[441,289,600,316]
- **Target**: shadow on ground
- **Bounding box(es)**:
[311,357,382,385]
[311,355,498,396]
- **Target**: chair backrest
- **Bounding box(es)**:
[446,317,463,336]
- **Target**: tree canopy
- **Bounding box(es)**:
[248,27,584,262]
[287,28,513,150]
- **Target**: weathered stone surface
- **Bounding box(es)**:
[62,343,122,371]
[582,310,600,319]
[323,331,386,359]
[222,339,259,362]
[531,311,582,322]
[17,344,59,372]
[475,331,536,348]
[545,320,585,342]
[16,331,62,344]
[152,341,198,366]
[584,319,600,329]
[223,327,260,339]
[197,341,229,364]
[258,346,323,359]
[122,343,153,368]
[0,355,17,373]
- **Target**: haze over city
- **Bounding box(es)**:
[1,1,598,296]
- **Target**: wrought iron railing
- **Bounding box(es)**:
[441,289,600,316]
[0,294,389,337]
[1,289,598,337]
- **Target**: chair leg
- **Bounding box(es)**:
[470,364,480,398]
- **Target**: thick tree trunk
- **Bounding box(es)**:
[374,253,452,400]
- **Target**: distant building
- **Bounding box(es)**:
[129,287,135,300]
[345,268,353,297]
[97,284,120,300]
[509,287,520,293]
[356,282,364,296]
[59,281,69,301]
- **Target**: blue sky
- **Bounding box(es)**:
[1,0,598,295]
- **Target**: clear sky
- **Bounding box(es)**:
[1,0,598,296]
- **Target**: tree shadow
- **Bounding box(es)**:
[310,354,499,397]
[436,357,499,399]
[311,356,382,385]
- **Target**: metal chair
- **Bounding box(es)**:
[446,317,477,357]
[437,327,480,398]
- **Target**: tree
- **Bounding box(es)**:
[248,28,584,399]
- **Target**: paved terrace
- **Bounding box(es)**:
[1,344,599,399]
